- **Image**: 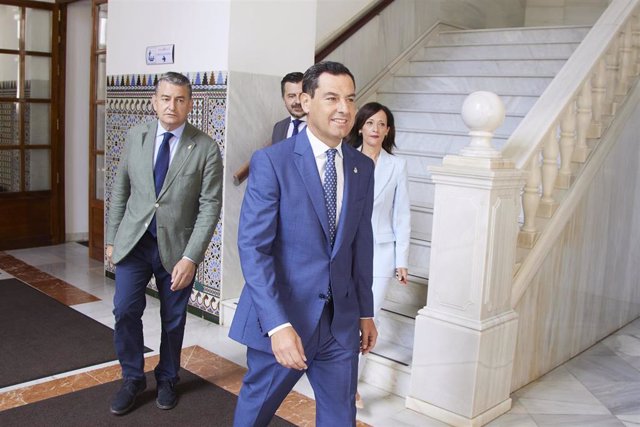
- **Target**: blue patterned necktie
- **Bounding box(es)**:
[149,131,173,237]
[323,148,338,246]
[291,119,302,137]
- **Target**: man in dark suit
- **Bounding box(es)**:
[106,72,223,415]
[271,71,307,143]
[230,62,377,426]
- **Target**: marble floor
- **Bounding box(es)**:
[1,243,640,426]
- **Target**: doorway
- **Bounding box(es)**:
[0,1,64,250]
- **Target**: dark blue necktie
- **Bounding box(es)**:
[323,148,338,302]
[154,132,173,196]
[291,119,302,136]
[323,148,338,246]
[149,131,172,237]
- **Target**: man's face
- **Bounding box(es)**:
[301,73,355,147]
[152,81,193,131]
[283,81,305,119]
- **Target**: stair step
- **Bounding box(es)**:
[395,128,509,154]
[413,42,580,60]
[378,90,539,115]
[383,75,553,95]
[399,58,568,76]
[361,350,411,397]
[393,108,525,134]
[432,26,590,45]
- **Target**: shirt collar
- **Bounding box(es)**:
[306,127,343,159]
[156,122,186,141]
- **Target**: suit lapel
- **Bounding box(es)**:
[374,150,395,201]
[332,146,356,256]
[293,133,331,245]
[157,123,197,199]
[142,121,158,193]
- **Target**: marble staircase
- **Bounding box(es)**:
[361,25,592,397]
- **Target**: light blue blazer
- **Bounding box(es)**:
[371,149,411,278]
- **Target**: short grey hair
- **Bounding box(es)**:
[156,72,192,98]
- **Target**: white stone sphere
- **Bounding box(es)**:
[461,91,505,132]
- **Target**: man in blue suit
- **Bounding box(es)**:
[230,61,377,426]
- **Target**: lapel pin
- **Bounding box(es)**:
[353,167,358,174]
[188,144,194,150]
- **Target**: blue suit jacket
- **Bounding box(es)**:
[229,132,375,354]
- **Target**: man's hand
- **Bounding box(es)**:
[271,326,307,371]
[360,318,378,355]
[106,245,114,267]
[170,258,196,291]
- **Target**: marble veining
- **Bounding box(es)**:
[512,97,640,390]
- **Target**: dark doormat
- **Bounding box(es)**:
[0,368,295,427]
[0,278,147,388]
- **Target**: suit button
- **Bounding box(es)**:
[155,203,159,208]
[144,222,148,227]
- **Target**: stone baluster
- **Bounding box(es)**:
[605,37,620,116]
[538,125,559,217]
[590,59,607,138]
[557,101,577,189]
[408,92,524,426]
[617,21,633,96]
[574,79,592,163]
[518,152,542,249]
[630,13,640,76]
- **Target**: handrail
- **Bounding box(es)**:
[315,0,394,63]
[505,0,640,306]
[503,0,640,169]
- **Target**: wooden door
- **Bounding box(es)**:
[88,0,107,260]
[0,1,64,250]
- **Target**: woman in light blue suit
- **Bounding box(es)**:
[347,102,411,407]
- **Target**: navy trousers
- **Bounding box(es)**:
[233,304,359,427]
[113,231,194,384]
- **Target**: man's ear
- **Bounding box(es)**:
[151,94,157,112]
[301,93,311,114]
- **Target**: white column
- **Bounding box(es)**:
[407,92,525,426]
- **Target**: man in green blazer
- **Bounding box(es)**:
[106,72,223,415]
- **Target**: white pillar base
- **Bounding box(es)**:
[406,396,512,427]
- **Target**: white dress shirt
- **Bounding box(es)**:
[286,117,307,139]
[153,122,186,167]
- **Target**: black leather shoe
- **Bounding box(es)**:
[110,378,146,415]
[156,380,178,410]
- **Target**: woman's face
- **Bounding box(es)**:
[360,109,389,149]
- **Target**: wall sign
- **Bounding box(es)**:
[146,44,175,65]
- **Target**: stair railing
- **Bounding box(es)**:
[498,0,640,306]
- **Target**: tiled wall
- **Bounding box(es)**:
[104,71,227,323]
[0,81,31,192]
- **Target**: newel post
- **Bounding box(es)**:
[406,92,525,426]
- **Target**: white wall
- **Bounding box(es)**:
[228,0,316,76]
[316,0,373,46]
[221,0,317,306]
[525,0,609,26]
[107,0,231,76]
[65,0,91,240]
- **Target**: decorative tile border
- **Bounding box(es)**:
[105,71,227,322]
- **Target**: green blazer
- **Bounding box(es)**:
[106,120,223,272]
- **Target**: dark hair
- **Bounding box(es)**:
[280,72,304,97]
[156,72,192,98]
[302,61,355,98]
[346,102,396,154]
